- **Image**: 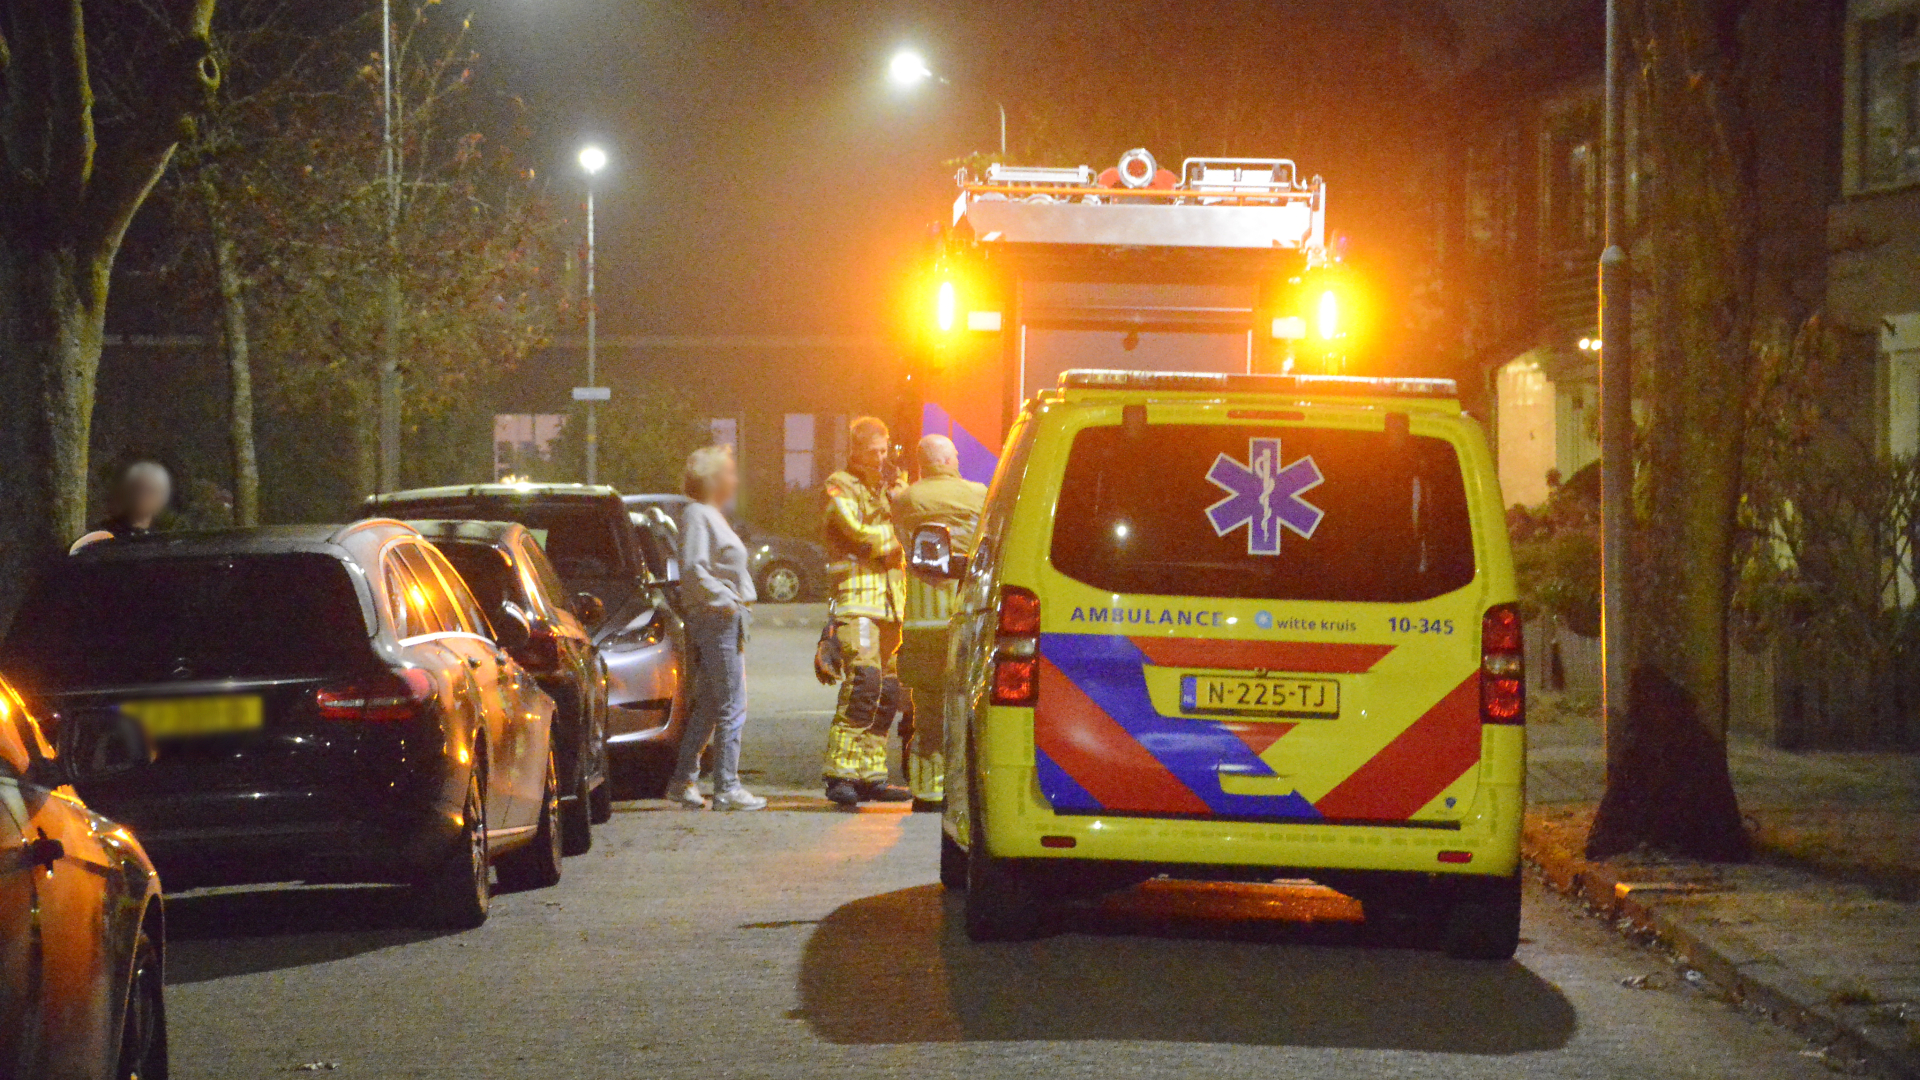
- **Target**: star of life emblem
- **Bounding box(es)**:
[1204,437,1325,555]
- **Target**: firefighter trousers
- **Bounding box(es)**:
[896,630,948,803]
[823,617,902,784]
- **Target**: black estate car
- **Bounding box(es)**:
[0,521,564,928]
[413,519,611,853]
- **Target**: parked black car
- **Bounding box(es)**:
[0,522,564,928]
[413,519,610,853]
[367,486,689,791]
[622,493,827,603]
[0,675,166,1080]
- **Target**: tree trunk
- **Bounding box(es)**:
[0,240,111,612]
[346,375,380,501]
[0,0,221,618]
[1586,0,1754,862]
[204,183,260,527]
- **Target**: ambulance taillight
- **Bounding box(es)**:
[1480,604,1525,724]
[990,587,1040,706]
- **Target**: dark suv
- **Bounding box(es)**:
[367,485,688,789]
[622,493,827,603]
[413,519,610,854]
[0,522,564,928]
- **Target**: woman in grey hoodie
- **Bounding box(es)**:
[669,445,766,810]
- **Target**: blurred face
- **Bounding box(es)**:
[849,433,890,478]
[708,457,738,508]
[122,466,171,524]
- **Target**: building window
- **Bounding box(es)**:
[710,417,737,453]
[783,414,816,490]
[1542,101,1601,254]
[1464,133,1520,257]
[1862,11,1920,188]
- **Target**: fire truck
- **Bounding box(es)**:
[905,147,1350,482]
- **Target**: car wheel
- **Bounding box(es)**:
[1442,873,1522,960]
[940,830,967,891]
[499,751,564,891]
[962,773,1041,941]
[588,780,614,824]
[114,921,167,1080]
[561,769,594,857]
[760,562,804,604]
[414,763,490,929]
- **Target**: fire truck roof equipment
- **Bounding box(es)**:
[953,154,1327,253]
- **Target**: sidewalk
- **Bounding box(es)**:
[1527,698,1920,1077]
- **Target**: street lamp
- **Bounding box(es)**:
[578,144,606,486]
[886,47,1006,157]
[377,0,402,493]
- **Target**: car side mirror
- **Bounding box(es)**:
[494,601,533,651]
[910,524,968,581]
[51,711,155,786]
[570,591,606,628]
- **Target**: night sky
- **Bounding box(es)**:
[469,0,1559,340]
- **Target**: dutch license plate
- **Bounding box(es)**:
[1180,674,1340,719]
[121,695,264,739]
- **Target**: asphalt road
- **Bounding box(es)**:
[162,610,1835,1079]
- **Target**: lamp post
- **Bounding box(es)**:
[888,48,1006,157]
[578,144,607,486]
[377,0,402,493]
[1598,0,1634,779]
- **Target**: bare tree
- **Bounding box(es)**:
[1585,0,1789,861]
[0,0,220,614]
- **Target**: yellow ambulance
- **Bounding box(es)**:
[908,369,1526,958]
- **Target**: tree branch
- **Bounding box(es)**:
[79,0,218,260]
[0,0,94,210]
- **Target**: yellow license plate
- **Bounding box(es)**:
[121,696,264,739]
[1180,674,1340,719]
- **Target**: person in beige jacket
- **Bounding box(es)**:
[891,434,987,812]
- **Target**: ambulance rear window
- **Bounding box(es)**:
[1049,424,1475,603]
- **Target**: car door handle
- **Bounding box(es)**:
[27,832,65,873]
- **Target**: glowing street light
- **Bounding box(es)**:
[889,49,932,87]
[578,144,607,175]
[887,47,1005,157]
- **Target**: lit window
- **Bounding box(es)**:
[1861,12,1920,188]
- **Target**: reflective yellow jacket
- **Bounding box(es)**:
[821,468,905,620]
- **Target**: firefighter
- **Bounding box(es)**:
[892,434,987,813]
[819,416,912,807]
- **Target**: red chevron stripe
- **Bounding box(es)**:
[1224,722,1295,756]
[1131,637,1394,674]
[1033,657,1212,815]
[1311,674,1481,821]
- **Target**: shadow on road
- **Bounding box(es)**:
[796,884,1576,1053]
[163,885,447,985]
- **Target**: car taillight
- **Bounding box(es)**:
[1480,604,1524,724]
[317,669,435,722]
[991,588,1040,707]
[514,626,561,672]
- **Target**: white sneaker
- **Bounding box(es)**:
[667,782,707,810]
[711,787,768,812]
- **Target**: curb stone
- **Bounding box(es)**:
[1524,835,1920,1080]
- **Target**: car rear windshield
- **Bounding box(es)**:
[384,500,627,581]
[3,553,371,687]
[1049,423,1476,603]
